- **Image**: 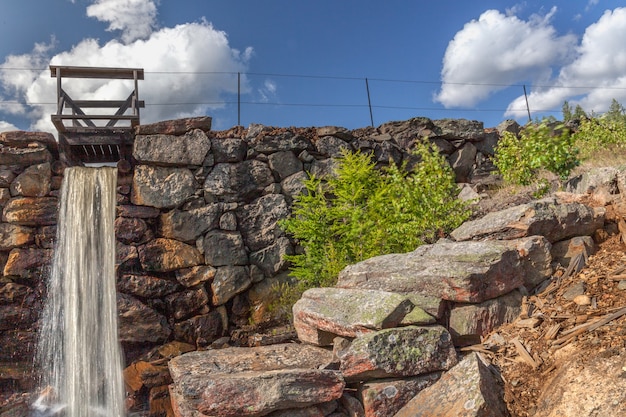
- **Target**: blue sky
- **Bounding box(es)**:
[0,0,625,134]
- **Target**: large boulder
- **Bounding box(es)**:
[133,129,211,166]
[339,326,457,381]
[159,204,221,242]
[337,237,552,303]
[138,238,203,272]
[3,197,58,226]
[9,162,51,197]
[394,352,508,417]
[293,288,417,346]
[203,160,274,203]
[168,344,345,417]
[450,198,605,243]
[236,194,290,252]
[131,166,197,209]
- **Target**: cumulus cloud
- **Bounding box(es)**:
[0,121,19,132]
[435,7,577,108]
[86,0,159,43]
[0,15,253,133]
[258,79,277,103]
[505,7,626,118]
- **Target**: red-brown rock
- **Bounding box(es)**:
[3,197,58,226]
[138,238,203,272]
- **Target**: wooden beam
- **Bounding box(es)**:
[72,100,145,108]
[50,65,144,80]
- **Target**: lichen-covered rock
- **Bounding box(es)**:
[203,230,248,266]
[448,289,523,346]
[131,165,197,209]
[211,265,251,306]
[450,198,605,243]
[135,116,212,136]
[236,194,290,252]
[293,288,415,345]
[168,344,344,417]
[10,162,51,197]
[337,237,551,303]
[138,238,203,272]
[250,131,312,154]
[133,129,211,166]
[203,160,274,203]
[359,373,442,417]
[117,293,171,343]
[249,236,293,277]
[0,144,52,166]
[211,138,248,163]
[432,118,485,141]
[394,352,508,417]
[340,326,457,381]
[268,150,303,180]
[3,197,58,226]
[159,204,221,242]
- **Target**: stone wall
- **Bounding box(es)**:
[0,115,506,396]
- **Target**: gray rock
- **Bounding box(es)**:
[236,194,290,252]
[316,126,353,141]
[131,165,197,209]
[159,204,221,242]
[251,131,312,153]
[172,310,225,347]
[450,198,605,243]
[133,129,211,166]
[268,151,303,179]
[281,171,308,203]
[203,160,274,203]
[315,136,352,158]
[219,211,238,230]
[293,288,414,345]
[359,373,443,417]
[117,293,171,343]
[565,166,619,194]
[211,265,252,306]
[337,237,551,303]
[394,352,508,417]
[496,119,521,136]
[9,162,51,197]
[340,325,457,381]
[448,142,477,183]
[117,274,182,299]
[168,344,344,417]
[249,236,293,277]
[310,158,338,178]
[135,116,212,136]
[551,236,596,267]
[474,129,500,156]
[211,138,248,163]
[432,119,485,141]
[449,289,523,346]
[203,230,248,266]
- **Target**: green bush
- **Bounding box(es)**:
[280,141,471,295]
[493,121,579,185]
[573,117,626,158]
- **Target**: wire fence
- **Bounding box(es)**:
[1,67,625,130]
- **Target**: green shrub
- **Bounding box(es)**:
[493,121,579,185]
[280,141,471,296]
[573,117,626,158]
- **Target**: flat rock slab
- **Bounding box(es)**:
[340,325,457,381]
[337,237,551,303]
[293,288,417,345]
[450,198,604,243]
[394,352,508,417]
[168,344,345,417]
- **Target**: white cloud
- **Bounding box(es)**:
[86,0,158,43]
[0,121,18,132]
[258,79,277,103]
[435,7,577,108]
[505,7,626,118]
[0,19,253,133]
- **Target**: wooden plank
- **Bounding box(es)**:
[72,100,145,108]
[52,114,139,121]
[63,135,128,146]
[50,65,144,80]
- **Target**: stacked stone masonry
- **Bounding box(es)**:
[0,116,611,416]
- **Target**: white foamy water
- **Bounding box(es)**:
[34,167,125,417]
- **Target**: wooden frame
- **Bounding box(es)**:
[50,65,145,164]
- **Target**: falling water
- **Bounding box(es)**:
[34,167,125,417]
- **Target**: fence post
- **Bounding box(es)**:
[365,78,374,127]
[238,72,241,126]
[523,85,531,123]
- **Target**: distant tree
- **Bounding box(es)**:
[605,98,626,123]
[573,104,587,120]
[562,101,573,121]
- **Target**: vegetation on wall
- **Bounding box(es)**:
[280,141,471,296]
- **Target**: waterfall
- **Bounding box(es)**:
[34,167,125,417]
